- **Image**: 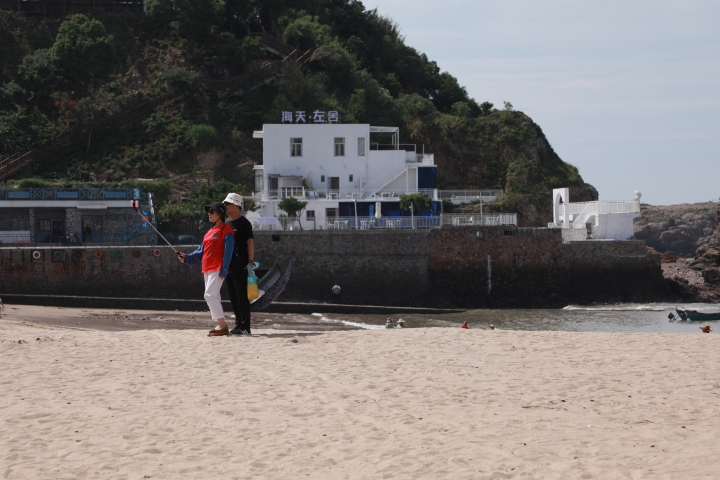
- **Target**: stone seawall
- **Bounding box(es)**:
[0,246,201,299]
[0,227,666,308]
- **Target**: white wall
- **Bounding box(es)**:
[384,168,417,193]
[593,213,638,240]
[262,124,409,195]
[263,124,368,194]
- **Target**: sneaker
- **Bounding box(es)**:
[230,326,251,335]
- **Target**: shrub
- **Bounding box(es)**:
[186,124,217,149]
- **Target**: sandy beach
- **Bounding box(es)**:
[2,305,720,479]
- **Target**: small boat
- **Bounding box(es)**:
[670,307,720,321]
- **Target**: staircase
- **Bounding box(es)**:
[0,33,312,182]
[362,167,409,197]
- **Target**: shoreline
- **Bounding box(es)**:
[0,293,467,315]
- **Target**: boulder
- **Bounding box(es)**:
[695,245,720,265]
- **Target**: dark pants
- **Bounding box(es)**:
[226,269,251,331]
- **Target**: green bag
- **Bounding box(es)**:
[247,266,259,301]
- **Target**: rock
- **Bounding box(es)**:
[702,267,720,285]
[661,251,679,264]
[634,202,719,256]
[695,245,720,265]
[661,253,720,302]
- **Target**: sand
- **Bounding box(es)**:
[2,305,720,479]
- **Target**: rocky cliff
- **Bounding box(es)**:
[641,202,720,302]
[634,202,719,256]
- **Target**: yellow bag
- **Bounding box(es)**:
[247,266,259,301]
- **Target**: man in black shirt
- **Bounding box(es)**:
[223,193,255,335]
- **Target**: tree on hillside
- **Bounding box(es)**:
[52,15,117,87]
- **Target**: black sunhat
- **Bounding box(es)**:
[204,201,226,216]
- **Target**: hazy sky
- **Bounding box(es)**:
[362,0,719,205]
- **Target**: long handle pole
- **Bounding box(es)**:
[131,200,180,255]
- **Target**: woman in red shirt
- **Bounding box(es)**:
[179,202,235,336]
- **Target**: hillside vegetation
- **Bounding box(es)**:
[0,0,597,225]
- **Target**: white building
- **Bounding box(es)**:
[551,187,641,241]
[252,123,440,230]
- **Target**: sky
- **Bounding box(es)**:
[362,0,719,206]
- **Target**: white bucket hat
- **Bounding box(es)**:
[223,193,244,208]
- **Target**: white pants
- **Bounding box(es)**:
[203,271,225,321]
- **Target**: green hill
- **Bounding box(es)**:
[0,0,597,225]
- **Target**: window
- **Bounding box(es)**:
[306,210,315,219]
[334,137,345,156]
[291,138,303,157]
[358,137,365,156]
[349,175,353,182]
[320,175,325,182]
[15,218,30,230]
[38,219,51,233]
[37,218,64,243]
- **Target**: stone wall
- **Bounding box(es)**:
[0,246,202,299]
[0,227,666,308]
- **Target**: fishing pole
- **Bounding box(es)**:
[130,200,181,256]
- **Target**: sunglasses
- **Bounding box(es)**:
[207,209,218,215]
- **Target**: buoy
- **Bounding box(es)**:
[73,251,83,259]
[113,250,122,258]
[52,250,63,259]
[94,251,103,258]
[153,249,161,257]
[133,250,141,258]
[32,250,41,260]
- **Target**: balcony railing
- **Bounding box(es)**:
[438,190,504,203]
[251,216,443,230]
[249,214,523,231]
[558,201,640,216]
[257,188,439,201]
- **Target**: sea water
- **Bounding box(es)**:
[270,303,720,333]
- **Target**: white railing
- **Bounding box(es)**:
[258,188,438,201]
[321,216,442,230]
[304,189,405,200]
[253,213,525,230]
[327,216,442,230]
[405,153,435,165]
[559,201,640,216]
[442,213,517,226]
[265,188,306,199]
[438,190,504,203]
[280,187,305,198]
